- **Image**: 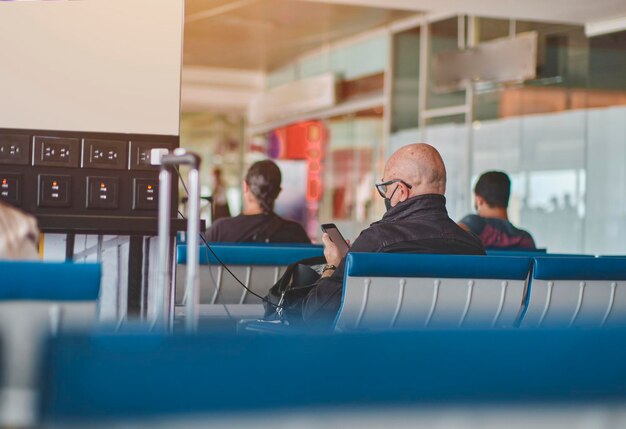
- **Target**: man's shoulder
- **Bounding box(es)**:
[349,224,390,252]
[271,216,311,244]
[208,215,238,229]
[459,213,483,225]
[205,214,247,238]
[459,214,486,232]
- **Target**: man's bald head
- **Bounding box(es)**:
[384,143,446,196]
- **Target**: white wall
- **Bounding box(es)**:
[0,0,183,136]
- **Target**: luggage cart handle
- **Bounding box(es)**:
[154,149,201,333]
[160,151,200,170]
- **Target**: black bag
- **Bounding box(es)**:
[263,256,326,324]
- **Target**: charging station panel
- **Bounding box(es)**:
[0,128,178,234]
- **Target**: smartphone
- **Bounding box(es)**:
[321,223,350,258]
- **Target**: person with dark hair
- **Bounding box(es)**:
[459,171,536,249]
[203,160,311,243]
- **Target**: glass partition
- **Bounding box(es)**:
[423,114,468,221]
[427,17,466,109]
[321,109,384,242]
[391,27,420,133]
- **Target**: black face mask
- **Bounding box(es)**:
[384,185,400,211]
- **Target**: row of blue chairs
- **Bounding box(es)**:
[175,244,626,331]
[332,253,626,331]
[37,327,626,425]
[2,257,626,425]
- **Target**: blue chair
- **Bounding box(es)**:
[0,261,101,421]
[520,257,626,328]
[39,328,626,425]
[176,244,323,320]
[334,253,532,331]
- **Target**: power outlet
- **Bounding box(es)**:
[82,139,127,170]
[133,178,158,210]
[38,174,72,208]
[0,134,30,166]
[33,136,80,168]
[86,176,119,209]
[129,141,173,171]
[0,173,22,205]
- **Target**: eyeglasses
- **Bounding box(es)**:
[375,179,412,198]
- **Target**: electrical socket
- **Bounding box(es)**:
[129,141,174,171]
[82,139,127,170]
[0,134,30,165]
[33,136,80,168]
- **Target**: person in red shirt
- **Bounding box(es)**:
[459,171,536,250]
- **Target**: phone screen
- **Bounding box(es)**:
[321,223,350,258]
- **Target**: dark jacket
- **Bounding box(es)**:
[204,212,311,244]
[302,194,485,328]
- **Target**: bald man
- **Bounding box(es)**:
[302,143,485,328]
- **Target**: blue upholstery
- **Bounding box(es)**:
[40,328,626,422]
[487,250,591,257]
[487,248,547,255]
[0,261,101,301]
[345,253,532,280]
[177,244,323,266]
[533,257,626,281]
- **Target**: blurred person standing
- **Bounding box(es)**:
[0,201,39,259]
[210,167,231,221]
[459,171,536,250]
[204,160,310,243]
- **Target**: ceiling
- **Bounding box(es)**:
[305,0,626,26]
[184,0,626,72]
[181,0,626,113]
[184,0,415,71]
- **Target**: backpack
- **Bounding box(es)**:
[263,256,326,325]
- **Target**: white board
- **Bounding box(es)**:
[0,0,183,136]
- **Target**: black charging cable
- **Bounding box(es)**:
[174,167,281,309]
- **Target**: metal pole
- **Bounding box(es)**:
[154,167,172,330]
[185,167,200,332]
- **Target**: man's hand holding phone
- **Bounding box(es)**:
[320,224,350,278]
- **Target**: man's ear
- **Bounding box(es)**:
[242,180,249,193]
[401,183,410,202]
[475,195,485,210]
